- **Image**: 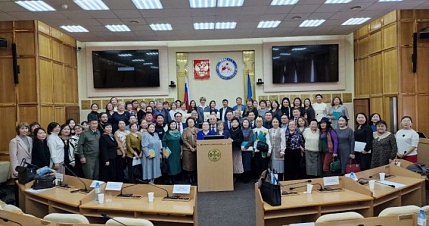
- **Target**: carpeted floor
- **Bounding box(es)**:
[197,182,256,226]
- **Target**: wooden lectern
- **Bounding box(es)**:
[197,139,233,192]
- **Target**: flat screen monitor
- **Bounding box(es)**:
[92,49,160,88]
[203,135,225,140]
[272,44,339,84]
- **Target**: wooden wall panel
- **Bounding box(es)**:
[400,95,417,122]
[417,95,429,134]
[370,19,382,32]
[369,53,383,95]
[383,96,392,130]
[54,107,65,123]
[15,21,34,30]
[383,24,397,49]
[358,37,369,57]
[66,106,80,122]
[15,32,35,56]
[0,32,13,57]
[17,58,37,103]
[370,97,384,117]
[18,105,38,123]
[64,66,77,104]
[369,31,382,54]
[358,57,370,96]
[383,11,397,26]
[39,59,53,104]
[38,34,51,59]
[37,21,50,35]
[400,47,415,93]
[0,59,15,103]
[51,39,63,62]
[417,47,429,93]
[400,10,414,19]
[357,25,369,38]
[63,45,73,66]
[71,68,78,103]
[0,106,17,155]
[0,21,13,30]
[400,22,414,46]
[353,98,370,118]
[40,106,54,128]
[383,49,398,94]
[52,63,65,104]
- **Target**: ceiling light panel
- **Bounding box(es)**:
[15,1,55,11]
[60,25,89,32]
[324,0,352,4]
[73,0,109,10]
[215,22,237,29]
[194,22,215,30]
[342,17,371,25]
[132,0,163,9]
[270,0,299,5]
[150,23,173,31]
[257,21,281,28]
[217,0,245,7]
[299,19,325,27]
[189,0,216,8]
[105,25,131,32]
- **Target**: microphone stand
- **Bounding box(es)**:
[62,163,89,193]
[117,184,141,198]
[101,213,127,226]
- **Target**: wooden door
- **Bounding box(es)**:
[65,106,80,123]
[354,98,370,118]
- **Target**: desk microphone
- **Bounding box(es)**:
[117,184,141,198]
[284,180,312,187]
[61,163,89,193]
[0,216,23,226]
[101,213,127,226]
[136,178,189,201]
[289,183,342,192]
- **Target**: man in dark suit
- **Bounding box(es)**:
[208,115,218,133]
[263,111,273,129]
[248,111,256,129]
[174,112,186,134]
[223,111,234,131]
[219,99,233,121]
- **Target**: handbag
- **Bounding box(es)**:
[133,164,142,178]
[257,141,269,153]
[259,170,281,206]
[161,158,169,174]
[15,159,37,185]
[32,174,55,190]
[345,159,361,174]
[330,157,341,173]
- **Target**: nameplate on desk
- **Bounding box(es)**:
[173,184,191,194]
[105,182,123,191]
[90,180,105,188]
[323,176,340,186]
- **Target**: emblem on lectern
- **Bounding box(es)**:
[208,149,221,162]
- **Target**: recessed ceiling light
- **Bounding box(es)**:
[132,59,145,62]
[217,0,245,7]
[150,23,173,31]
[73,0,109,10]
[60,25,89,32]
[215,22,237,29]
[324,0,352,4]
[342,17,371,25]
[146,52,159,55]
[15,1,55,11]
[189,0,216,8]
[291,16,302,20]
[129,20,139,24]
[270,0,299,5]
[257,21,281,28]
[105,25,131,32]
[378,0,402,2]
[118,54,132,57]
[350,5,362,10]
[194,22,215,30]
[299,19,325,27]
[132,0,163,9]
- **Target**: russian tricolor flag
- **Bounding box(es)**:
[184,76,190,109]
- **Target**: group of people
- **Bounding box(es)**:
[9,94,420,188]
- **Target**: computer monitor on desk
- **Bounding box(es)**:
[204,135,224,140]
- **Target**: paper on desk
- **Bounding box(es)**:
[354,141,367,152]
[290,223,315,226]
[25,188,53,193]
[173,184,191,194]
[105,182,123,191]
[90,180,105,188]
[132,157,142,166]
[376,180,406,188]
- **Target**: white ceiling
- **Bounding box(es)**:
[0,0,428,42]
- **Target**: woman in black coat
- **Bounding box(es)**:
[354,113,373,171]
[31,128,51,168]
[99,123,119,182]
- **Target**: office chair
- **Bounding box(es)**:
[105,217,154,226]
[378,205,420,217]
[43,213,90,224]
[315,211,364,223]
